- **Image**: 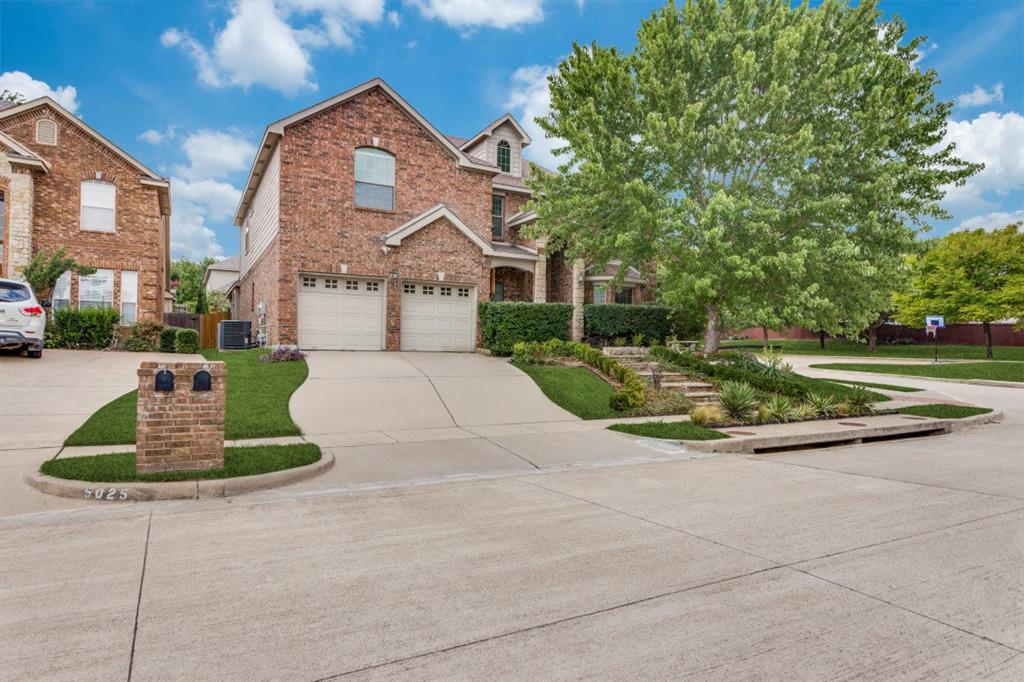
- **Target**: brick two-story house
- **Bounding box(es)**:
[0,97,172,323]
[233,78,652,351]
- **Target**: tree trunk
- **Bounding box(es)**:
[867,327,877,353]
[819,329,826,350]
[761,325,769,348]
[703,305,722,354]
[983,321,993,359]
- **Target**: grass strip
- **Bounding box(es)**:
[825,378,923,393]
[809,361,1024,383]
[608,421,729,440]
[897,404,993,419]
[41,444,321,482]
[518,365,623,420]
[722,339,1024,361]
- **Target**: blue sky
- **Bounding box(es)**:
[2,0,1021,260]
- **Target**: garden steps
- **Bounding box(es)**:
[602,347,719,404]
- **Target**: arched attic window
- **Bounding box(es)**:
[496,140,511,173]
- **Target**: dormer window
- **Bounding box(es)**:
[496,140,511,173]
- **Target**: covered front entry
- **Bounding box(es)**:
[297,275,385,350]
[400,282,476,351]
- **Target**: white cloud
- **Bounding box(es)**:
[162,0,385,96]
[174,129,257,181]
[406,40,418,49]
[387,10,401,27]
[0,71,80,112]
[939,111,1024,210]
[912,41,938,67]
[507,65,562,169]
[408,0,544,30]
[956,83,1004,108]
[173,177,243,223]
[138,125,177,145]
[957,209,1024,231]
[170,202,227,260]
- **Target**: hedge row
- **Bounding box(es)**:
[47,308,121,349]
[584,304,673,344]
[478,302,573,356]
[511,339,646,410]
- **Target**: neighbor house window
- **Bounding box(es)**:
[120,270,138,325]
[496,140,511,173]
[354,147,395,211]
[593,285,607,305]
[80,180,116,232]
[615,287,634,304]
[78,269,113,309]
[53,271,71,310]
[491,194,504,238]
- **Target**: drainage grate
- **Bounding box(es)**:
[752,426,948,454]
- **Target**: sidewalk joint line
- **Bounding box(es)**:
[126,510,153,682]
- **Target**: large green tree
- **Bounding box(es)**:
[529,0,979,352]
[170,257,216,313]
[894,224,1024,358]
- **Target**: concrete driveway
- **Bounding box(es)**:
[288,351,669,488]
[0,349,202,516]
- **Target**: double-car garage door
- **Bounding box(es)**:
[297,274,475,351]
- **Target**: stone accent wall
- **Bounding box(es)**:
[0,158,35,276]
[0,104,167,320]
[136,361,226,473]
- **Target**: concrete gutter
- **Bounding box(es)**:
[24,451,334,502]
[676,411,1002,454]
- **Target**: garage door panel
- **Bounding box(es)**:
[401,284,475,352]
[298,276,384,350]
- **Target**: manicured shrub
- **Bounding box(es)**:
[48,308,121,349]
[121,320,163,352]
[584,304,673,344]
[174,328,200,354]
[159,326,183,353]
[478,302,573,356]
[718,381,760,421]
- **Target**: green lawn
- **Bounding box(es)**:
[824,378,923,393]
[41,444,321,482]
[810,361,1024,383]
[518,365,623,420]
[608,421,729,440]
[722,338,1024,361]
[64,349,309,446]
[897,404,993,419]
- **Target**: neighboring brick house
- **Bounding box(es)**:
[0,97,171,323]
[232,77,653,351]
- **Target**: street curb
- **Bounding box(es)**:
[672,410,1002,454]
[23,451,335,502]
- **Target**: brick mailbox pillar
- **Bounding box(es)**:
[136,361,227,473]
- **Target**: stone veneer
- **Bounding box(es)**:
[0,157,34,276]
[136,362,226,473]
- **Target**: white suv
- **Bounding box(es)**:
[0,277,46,358]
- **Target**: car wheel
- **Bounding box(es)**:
[27,349,42,359]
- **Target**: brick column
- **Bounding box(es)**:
[571,258,585,341]
[533,239,548,303]
[136,361,226,473]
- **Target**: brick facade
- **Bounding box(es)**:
[493,266,534,302]
[136,361,226,473]
[0,102,169,321]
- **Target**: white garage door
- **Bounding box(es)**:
[297,275,384,350]
[400,282,476,352]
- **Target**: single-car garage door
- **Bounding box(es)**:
[400,282,476,352]
[297,275,384,350]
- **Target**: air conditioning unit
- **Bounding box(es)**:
[218,320,252,350]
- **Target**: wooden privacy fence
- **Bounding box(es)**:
[163,311,231,349]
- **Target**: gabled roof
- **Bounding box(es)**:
[0,97,166,182]
[506,210,537,229]
[459,113,532,152]
[382,204,495,255]
[234,78,499,226]
[0,131,50,172]
[585,261,646,284]
[206,255,240,272]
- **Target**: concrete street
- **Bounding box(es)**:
[1,350,1022,680]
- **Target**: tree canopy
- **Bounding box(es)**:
[528,0,979,351]
[171,257,217,313]
[894,224,1024,358]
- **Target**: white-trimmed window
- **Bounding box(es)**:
[36,119,57,145]
[593,285,607,305]
[53,271,71,310]
[354,148,395,211]
[496,140,511,173]
[80,180,116,232]
[78,269,114,309]
[120,270,138,325]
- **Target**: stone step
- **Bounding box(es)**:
[662,381,715,391]
[686,392,720,403]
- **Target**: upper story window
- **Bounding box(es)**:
[35,119,57,146]
[80,180,116,232]
[496,140,511,173]
[354,147,395,211]
[491,194,504,239]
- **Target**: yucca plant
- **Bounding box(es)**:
[845,385,876,415]
[717,381,760,421]
[756,349,792,380]
[791,402,818,421]
[690,403,727,427]
[806,393,838,418]
[760,394,794,422]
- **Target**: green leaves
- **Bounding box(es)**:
[21,248,96,301]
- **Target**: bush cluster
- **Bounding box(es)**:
[174,328,200,354]
[583,304,673,345]
[47,308,121,349]
[478,302,573,356]
[121,320,164,352]
[511,339,646,410]
[160,326,184,353]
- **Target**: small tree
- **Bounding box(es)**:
[894,224,1024,358]
[194,286,210,314]
[21,249,96,316]
[0,90,24,104]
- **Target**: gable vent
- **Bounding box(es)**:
[36,119,57,146]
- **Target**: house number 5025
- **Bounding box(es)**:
[84,488,129,500]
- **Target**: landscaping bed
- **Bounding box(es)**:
[809,361,1024,383]
[40,444,321,483]
[64,348,308,446]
